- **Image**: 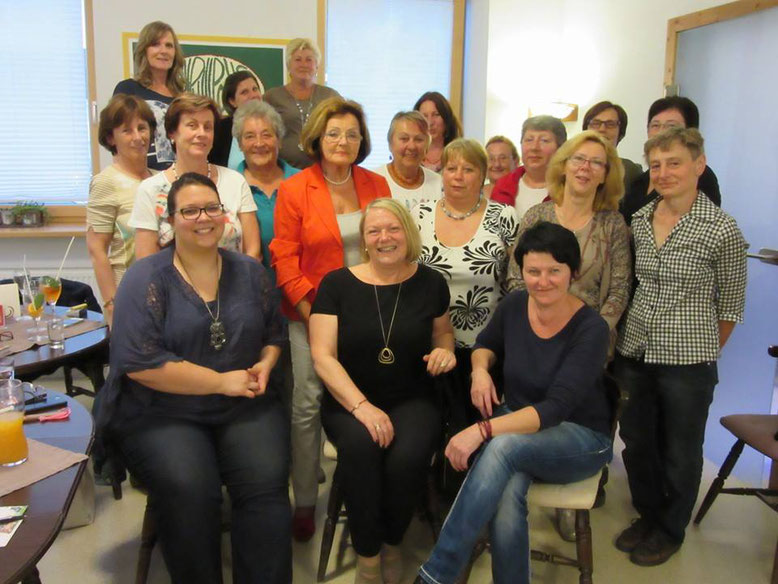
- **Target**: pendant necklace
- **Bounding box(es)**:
[173,162,211,180]
[294,85,316,151]
[373,282,402,365]
[176,252,227,351]
[441,194,483,220]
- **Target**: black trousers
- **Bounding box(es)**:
[322,397,442,556]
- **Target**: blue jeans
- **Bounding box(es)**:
[418,411,612,584]
[120,397,292,584]
[615,356,717,543]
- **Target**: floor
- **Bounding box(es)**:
[28,373,778,584]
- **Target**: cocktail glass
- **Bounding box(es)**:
[0,378,28,466]
[22,277,46,342]
[41,275,62,317]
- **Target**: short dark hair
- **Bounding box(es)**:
[167,172,221,217]
[413,91,462,145]
[222,70,259,115]
[647,96,700,128]
[583,101,628,143]
[98,94,157,155]
[514,222,581,275]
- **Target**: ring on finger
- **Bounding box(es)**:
[375,424,381,431]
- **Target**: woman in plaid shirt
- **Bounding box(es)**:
[614,127,747,567]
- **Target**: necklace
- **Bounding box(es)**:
[440,195,483,220]
[388,163,423,189]
[373,282,402,365]
[556,205,594,234]
[175,252,226,351]
[173,162,211,180]
[323,166,352,186]
[293,85,317,151]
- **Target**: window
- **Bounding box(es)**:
[0,0,92,204]
[326,0,455,168]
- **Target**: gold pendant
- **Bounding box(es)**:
[378,347,395,365]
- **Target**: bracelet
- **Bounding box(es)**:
[102,297,114,308]
[350,398,367,415]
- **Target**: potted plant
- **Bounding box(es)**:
[11,201,49,227]
[0,207,15,226]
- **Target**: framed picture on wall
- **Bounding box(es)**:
[123,33,288,112]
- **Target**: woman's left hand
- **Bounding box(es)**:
[247,360,272,395]
[423,348,456,376]
[445,424,485,471]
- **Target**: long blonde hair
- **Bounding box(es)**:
[133,21,186,95]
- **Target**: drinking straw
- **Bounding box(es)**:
[55,236,75,281]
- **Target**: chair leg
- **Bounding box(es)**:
[694,439,745,525]
[135,501,157,584]
[317,469,344,582]
[574,510,593,584]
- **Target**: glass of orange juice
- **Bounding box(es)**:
[41,276,62,316]
[22,277,46,342]
[0,379,28,466]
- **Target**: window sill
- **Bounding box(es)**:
[0,224,86,239]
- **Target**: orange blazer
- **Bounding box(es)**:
[271,163,391,320]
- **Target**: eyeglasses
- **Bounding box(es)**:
[0,331,13,342]
[178,203,225,221]
[323,130,362,144]
[568,154,607,171]
[648,121,683,133]
[588,119,620,130]
[24,386,46,405]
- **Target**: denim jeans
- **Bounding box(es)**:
[615,355,717,543]
[120,397,292,584]
[418,410,612,584]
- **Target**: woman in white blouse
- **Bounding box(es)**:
[374,111,442,211]
[130,94,260,260]
[414,138,517,433]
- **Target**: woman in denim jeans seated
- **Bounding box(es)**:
[415,222,613,584]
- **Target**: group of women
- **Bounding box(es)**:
[89,18,690,584]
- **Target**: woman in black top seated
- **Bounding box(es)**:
[416,222,613,584]
[210,70,263,168]
[621,96,721,224]
[310,198,456,584]
[95,173,290,584]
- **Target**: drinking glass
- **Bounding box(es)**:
[47,316,65,350]
[0,379,28,466]
[12,270,31,321]
[22,277,46,342]
[41,276,62,316]
[0,356,13,381]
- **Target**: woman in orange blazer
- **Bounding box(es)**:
[271,97,390,541]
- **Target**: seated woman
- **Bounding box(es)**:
[210,70,263,169]
[373,111,442,210]
[413,91,462,172]
[582,100,643,187]
[415,222,614,584]
[113,21,185,170]
[310,198,456,584]
[87,94,156,326]
[129,93,261,261]
[95,173,290,583]
[483,135,519,199]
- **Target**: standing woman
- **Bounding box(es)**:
[95,173,291,584]
[264,38,341,169]
[210,70,263,169]
[373,111,442,210]
[483,136,519,199]
[413,92,462,173]
[414,138,517,431]
[113,21,186,170]
[87,95,156,327]
[271,97,390,541]
[129,94,261,261]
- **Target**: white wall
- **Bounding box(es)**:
[92,0,318,168]
[478,0,723,162]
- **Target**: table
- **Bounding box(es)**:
[0,391,94,584]
[13,308,108,397]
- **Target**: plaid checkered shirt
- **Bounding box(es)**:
[617,193,747,365]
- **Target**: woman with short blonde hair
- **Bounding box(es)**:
[263,37,341,168]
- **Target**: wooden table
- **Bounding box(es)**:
[13,308,108,397]
[0,391,94,584]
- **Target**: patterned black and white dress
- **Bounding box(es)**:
[414,199,518,348]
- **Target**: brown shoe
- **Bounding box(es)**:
[629,528,681,566]
[615,518,653,552]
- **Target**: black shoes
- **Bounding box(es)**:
[615,518,653,552]
[615,518,682,566]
